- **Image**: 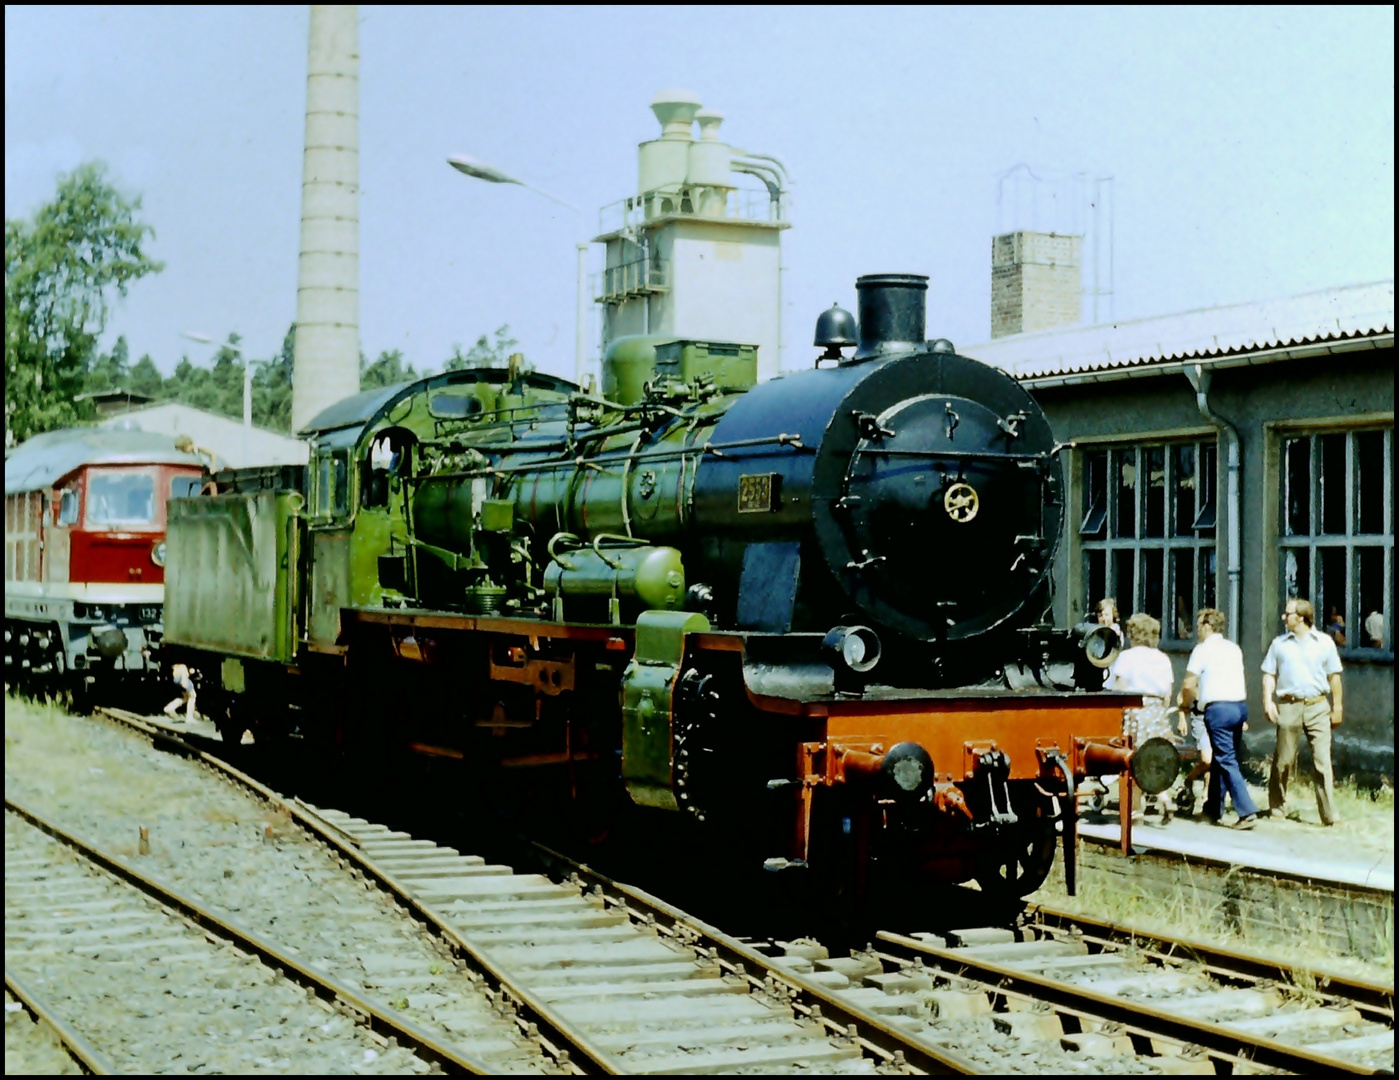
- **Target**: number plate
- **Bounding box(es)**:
[737,473,778,513]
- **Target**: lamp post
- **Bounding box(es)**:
[181,332,257,466]
[447,154,589,387]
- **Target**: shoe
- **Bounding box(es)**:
[1268,808,1287,821]
[1233,814,1259,830]
[1323,817,1345,827]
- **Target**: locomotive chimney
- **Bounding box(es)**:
[850,273,928,362]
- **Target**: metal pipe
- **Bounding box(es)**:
[1078,740,1132,776]
[731,149,791,184]
[732,161,782,204]
[576,241,589,387]
[836,747,885,783]
[1184,363,1241,638]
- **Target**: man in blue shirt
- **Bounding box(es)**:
[1261,598,1344,826]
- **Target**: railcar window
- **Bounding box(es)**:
[87,472,156,525]
[1280,426,1392,655]
[57,489,79,526]
[1078,441,1218,643]
[170,476,202,499]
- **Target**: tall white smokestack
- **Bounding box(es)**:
[292,4,361,432]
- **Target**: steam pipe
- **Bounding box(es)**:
[732,160,783,204]
[1184,364,1241,637]
[732,149,791,184]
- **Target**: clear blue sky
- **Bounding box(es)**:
[5,5,1393,380]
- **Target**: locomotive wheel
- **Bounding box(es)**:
[974,794,1057,897]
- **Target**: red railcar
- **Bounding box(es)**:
[5,427,204,693]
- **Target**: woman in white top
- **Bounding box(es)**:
[1109,613,1174,742]
[1108,613,1177,819]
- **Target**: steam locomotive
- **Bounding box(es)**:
[4,427,205,700]
[162,274,1176,897]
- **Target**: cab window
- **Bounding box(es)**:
[317,451,350,518]
[87,471,156,526]
[170,475,202,499]
[57,489,79,526]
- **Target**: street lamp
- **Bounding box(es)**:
[447,154,590,387]
[181,331,258,466]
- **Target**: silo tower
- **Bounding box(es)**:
[292,4,361,433]
[596,90,791,380]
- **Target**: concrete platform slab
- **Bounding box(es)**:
[520,958,715,988]
[479,937,690,970]
[537,976,748,1004]
[552,993,778,1029]
[629,1039,862,1074]
[1079,803,1393,892]
[595,1019,811,1052]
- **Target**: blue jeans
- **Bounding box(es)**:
[1203,701,1258,820]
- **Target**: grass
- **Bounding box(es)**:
[1031,821,1394,986]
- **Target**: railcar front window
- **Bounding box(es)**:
[87,472,156,526]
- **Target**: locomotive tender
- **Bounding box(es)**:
[164,274,1175,896]
[5,427,204,695]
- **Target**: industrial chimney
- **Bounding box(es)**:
[989,231,1082,338]
[292,4,361,432]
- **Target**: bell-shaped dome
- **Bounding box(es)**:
[814,304,858,349]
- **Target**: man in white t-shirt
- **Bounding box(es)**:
[1262,598,1344,826]
[1179,607,1260,829]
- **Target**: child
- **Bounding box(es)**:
[163,663,197,722]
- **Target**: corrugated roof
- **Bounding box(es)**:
[5,427,204,495]
[961,280,1393,382]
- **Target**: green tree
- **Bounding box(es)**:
[84,335,131,394]
[445,324,519,371]
[251,324,295,432]
[5,161,163,443]
[128,353,162,398]
[362,347,418,390]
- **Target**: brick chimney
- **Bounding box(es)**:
[990,231,1082,338]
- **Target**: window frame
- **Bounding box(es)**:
[1078,438,1219,648]
[1277,425,1392,659]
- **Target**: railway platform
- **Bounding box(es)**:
[1061,782,1393,975]
[1078,785,1393,893]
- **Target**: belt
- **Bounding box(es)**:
[1277,694,1326,705]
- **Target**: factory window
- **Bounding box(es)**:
[1080,441,1217,642]
[1280,426,1392,655]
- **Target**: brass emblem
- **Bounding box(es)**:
[944,482,979,523]
[737,473,778,513]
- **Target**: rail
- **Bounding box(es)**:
[877,915,1392,1075]
[92,708,605,1074]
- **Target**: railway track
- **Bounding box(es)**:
[12,704,1393,1074]
[5,983,91,1076]
[5,802,450,1074]
[89,708,990,1073]
[878,906,1392,1073]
